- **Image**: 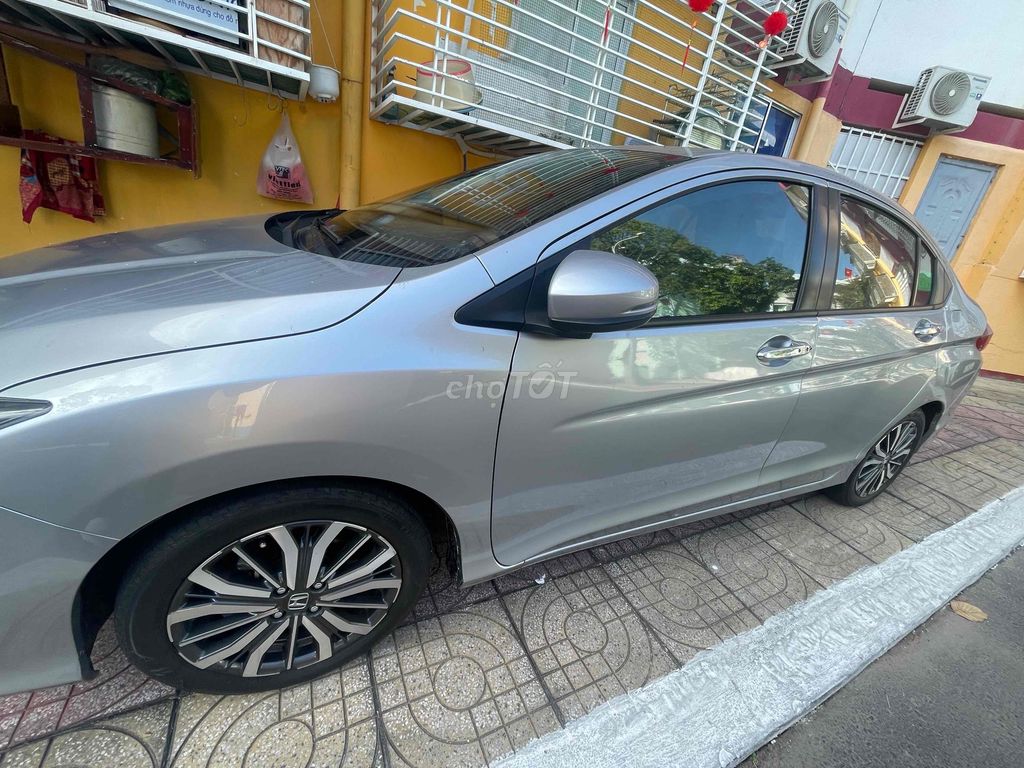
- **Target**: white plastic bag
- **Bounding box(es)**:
[257,111,314,203]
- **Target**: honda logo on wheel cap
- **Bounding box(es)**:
[287,592,310,611]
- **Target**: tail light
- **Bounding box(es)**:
[976,323,994,352]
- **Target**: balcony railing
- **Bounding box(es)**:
[370,0,792,156]
[0,0,311,97]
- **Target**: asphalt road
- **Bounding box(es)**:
[743,546,1024,768]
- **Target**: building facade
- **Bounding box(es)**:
[0,0,1021,374]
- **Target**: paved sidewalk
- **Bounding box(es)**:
[1,376,1023,768]
[742,545,1024,768]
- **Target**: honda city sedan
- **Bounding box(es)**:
[0,148,990,694]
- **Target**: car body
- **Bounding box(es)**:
[0,148,988,695]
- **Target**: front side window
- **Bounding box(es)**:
[832,197,917,310]
[584,180,810,320]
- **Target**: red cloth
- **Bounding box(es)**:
[19,131,105,223]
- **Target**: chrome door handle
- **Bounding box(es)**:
[756,335,813,366]
[913,319,943,341]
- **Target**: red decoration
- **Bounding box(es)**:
[688,0,714,13]
[763,11,788,36]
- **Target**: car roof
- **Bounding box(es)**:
[620,146,914,214]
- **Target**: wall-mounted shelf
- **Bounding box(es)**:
[0,29,198,172]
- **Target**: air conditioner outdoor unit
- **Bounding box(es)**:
[772,0,847,84]
[894,66,991,132]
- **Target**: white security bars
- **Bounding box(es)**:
[370,0,794,155]
[828,126,924,200]
[0,0,312,97]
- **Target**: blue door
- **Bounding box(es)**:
[915,156,996,259]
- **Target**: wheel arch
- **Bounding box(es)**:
[919,400,945,437]
[73,476,460,677]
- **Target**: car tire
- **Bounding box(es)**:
[826,409,926,507]
[114,484,431,694]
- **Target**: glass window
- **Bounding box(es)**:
[832,197,917,310]
[585,180,810,320]
[753,104,800,157]
[914,245,935,306]
[315,148,694,268]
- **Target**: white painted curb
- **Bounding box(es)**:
[499,487,1024,768]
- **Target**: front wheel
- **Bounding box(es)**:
[826,410,926,506]
[114,485,431,693]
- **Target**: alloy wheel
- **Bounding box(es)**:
[854,419,918,497]
[166,521,401,678]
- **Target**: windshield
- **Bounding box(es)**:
[318,148,698,268]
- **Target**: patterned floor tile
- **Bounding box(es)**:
[588,528,677,563]
[885,472,976,527]
[900,454,1016,509]
[971,376,1024,405]
[681,521,821,620]
[0,623,173,750]
[2,377,1020,766]
[856,490,949,542]
[945,439,1024,486]
[742,505,872,587]
[492,551,598,595]
[789,494,916,564]
[168,659,378,767]
[665,514,736,539]
[503,567,674,721]
[0,701,172,768]
[407,542,498,624]
[963,387,1024,416]
[605,543,759,665]
[929,417,999,452]
[372,599,558,767]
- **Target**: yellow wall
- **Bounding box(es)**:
[0,1,343,256]
[3,5,1023,377]
[899,136,1024,376]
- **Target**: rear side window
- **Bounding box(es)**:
[914,244,936,306]
[584,180,811,320]
[832,197,917,310]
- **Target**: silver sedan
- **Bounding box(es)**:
[0,148,990,694]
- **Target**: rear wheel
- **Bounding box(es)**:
[826,410,926,506]
[114,485,431,693]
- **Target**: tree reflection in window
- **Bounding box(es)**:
[588,181,809,320]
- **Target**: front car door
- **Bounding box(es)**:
[763,186,952,490]
[490,173,828,566]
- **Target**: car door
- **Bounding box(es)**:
[762,187,950,490]
[490,174,828,566]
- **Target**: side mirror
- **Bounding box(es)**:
[547,250,659,335]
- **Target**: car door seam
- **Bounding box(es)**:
[488,330,526,569]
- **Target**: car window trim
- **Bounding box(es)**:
[537,171,829,329]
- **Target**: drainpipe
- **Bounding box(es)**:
[340,0,365,209]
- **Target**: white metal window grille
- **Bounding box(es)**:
[370,0,794,156]
[0,0,311,98]
[828,127,923,199]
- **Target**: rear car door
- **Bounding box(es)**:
[763,187,950,489]
[490,173,829,566]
